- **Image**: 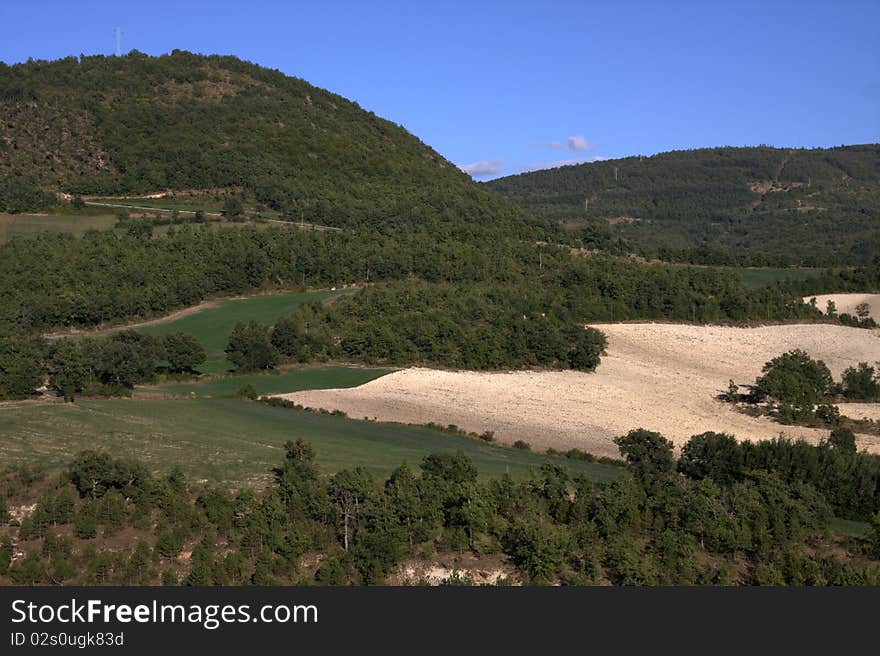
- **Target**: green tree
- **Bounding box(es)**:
[502,519,573,583]
[614,428,675,483]
[841,362,880,401]
[270,317,311,360]
[827,427,857,454]
[222,196,244,218]
[328,468,374,550]
[678,432,743,485]
[0,337,45,399]
[225,321,278,372]
[162,332,206,374]
[385,463,436,546]
[753,349,833,412]
[274,439,328,520]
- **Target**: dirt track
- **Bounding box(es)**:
[274,323,880,457]
[43,300,221,339]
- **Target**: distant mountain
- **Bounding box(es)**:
[0,51,535,236]
[487,145,880,265]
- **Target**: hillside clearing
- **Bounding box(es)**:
[0,213,118,244]
[275,323,880,457]
[46,288,355,373]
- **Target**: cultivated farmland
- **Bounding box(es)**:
[278,322,880,456]
[0,397,624,486]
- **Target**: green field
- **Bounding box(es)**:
[0,213,118,243]
[722,266,825,289]
[0,398,625,486]
[829,517,871,538]
[137,289,353,374]
[152,365,393,397]
[666,263,827,289]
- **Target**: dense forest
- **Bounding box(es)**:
[267,275,820,372]
[2,428,879,586]
[488,145,880,266]
[0,224,834,400]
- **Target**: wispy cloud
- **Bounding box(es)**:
[530,135,597,152]
[567,135,596,152]
[459,160,504,177]
[528,140,563,149]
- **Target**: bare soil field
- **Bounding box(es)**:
[275,323,880,457]
[837,403,880,422]
[805,293,880,319]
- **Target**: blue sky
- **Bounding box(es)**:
[1,1,878,179]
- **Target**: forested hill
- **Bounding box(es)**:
[487,145,880,265]
[0,51,537,236]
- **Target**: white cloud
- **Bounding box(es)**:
[459,160,504,177]
[567,135,596,152]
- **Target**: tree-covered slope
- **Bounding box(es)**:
[487,145,880,265]
[0,51,536,236]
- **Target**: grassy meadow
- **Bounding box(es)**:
[0,213,118,243]
[136,289,354,374]
[151,365,393,398]
[0,398,626,487]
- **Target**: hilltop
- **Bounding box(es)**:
[0,51,534,236]
[487,145,880,265]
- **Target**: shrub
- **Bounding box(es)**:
[237,383,258,400]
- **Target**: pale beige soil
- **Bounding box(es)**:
[805,293,880,320]
[388,554,516,585]
[274,323,880,457]
[837,403,880,422]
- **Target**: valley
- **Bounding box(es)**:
[1,50,878,588]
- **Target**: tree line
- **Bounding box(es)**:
[2,427,879,586]
[225,284,607,372]
[0,330,204,400]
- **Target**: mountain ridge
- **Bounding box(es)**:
[487,144,880,265]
